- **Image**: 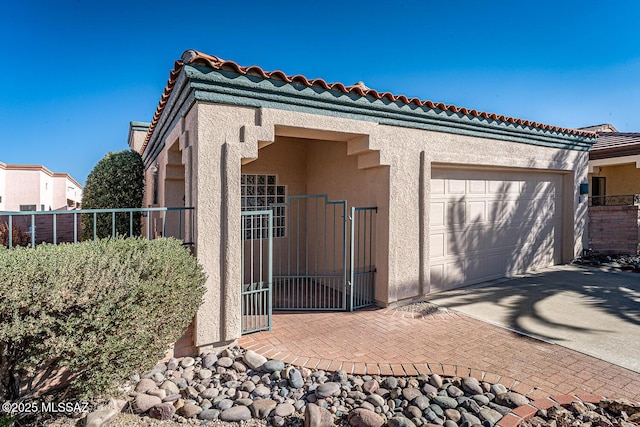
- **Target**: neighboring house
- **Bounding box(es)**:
[583,124,640,201]
[581,124,640,254]
[130,50,596,351]
[0,162,82,212]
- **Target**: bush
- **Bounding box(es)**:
[0,222,31,248]
[0,237,206,401]
[81,150,145,241]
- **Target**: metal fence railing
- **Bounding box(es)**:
[241,209,273,334]
[589,194,640,207]
[350,206,377,310]
[0,207,194,249]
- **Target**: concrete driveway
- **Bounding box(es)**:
[425,265,640,373]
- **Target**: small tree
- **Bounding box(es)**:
[0,222,31,248]
[81,150,145,240]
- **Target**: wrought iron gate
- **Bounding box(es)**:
[241,210,272,334]
[241,195,376,333]
[272,195,348,311]
[350,206,377,310]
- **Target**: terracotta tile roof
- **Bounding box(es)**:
[141,50,596,153]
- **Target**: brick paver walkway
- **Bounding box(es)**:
[238,308,640,402]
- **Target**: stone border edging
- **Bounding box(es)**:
[496,393,605,427]
[242,339,553,402]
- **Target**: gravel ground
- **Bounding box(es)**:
[44,412,269,427]
[394,301,447,316]
[11,296,640,427]
[573,253,640,271]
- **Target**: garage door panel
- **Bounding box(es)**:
[430,168,564,292]
[467,255,505,282]
[447,201,466,225]
[430,264,444,288]
[468,179,486,194]
[467,201,486,223]
[445,230,466,256]
[430,233,445,257]
[430,202,445,226]
[448,179,466,194]
[489,180,519,194]
[486,200,504,222]
[431,178,445,194]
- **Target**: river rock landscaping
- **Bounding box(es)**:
[573,253,640,272]
[60,345,639,427]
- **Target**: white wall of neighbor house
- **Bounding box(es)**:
[146,101,589,351]
[0,165,5,211]
[1,165,83,212]
[53,174,82,209]
[4,168,45,211]
[40,172,53,210]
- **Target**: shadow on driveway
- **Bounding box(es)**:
[425,265,640,373]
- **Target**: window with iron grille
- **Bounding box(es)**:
[241,174,286,239]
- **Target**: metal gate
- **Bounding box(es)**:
[272,195,348,310]
[241,210,273,334]
[241,195,376,333]
[350,206,377,310]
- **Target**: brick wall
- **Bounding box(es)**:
[588,205,640,254]
[1,213,82,245]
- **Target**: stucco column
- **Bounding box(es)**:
[192,104,262,350]
[222,143,242,341]
[419,151,430,295]
[193,125,227,348]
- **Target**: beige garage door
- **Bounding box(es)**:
[430,168,563,292]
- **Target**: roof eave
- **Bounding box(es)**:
[141,51,597,161]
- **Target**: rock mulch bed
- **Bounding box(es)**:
[521,399,640,427]
[129,345,525,427]
[574,254,640,272]
[394,302,447,316]
[70,345,638,427]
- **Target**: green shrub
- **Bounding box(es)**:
[81,150,145,241]
[0,237,206,401]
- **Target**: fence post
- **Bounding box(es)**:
[8,215,13,249]
[31,214,35,247]
[53,213,57,244]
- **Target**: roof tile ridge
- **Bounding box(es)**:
[140,49,598,153]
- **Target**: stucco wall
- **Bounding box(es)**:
[366,124,587,301]
[52,175,82,210]
[2,167,81,212]
[144,102,589,350]
[306,139,388,210]
[240,136,390,301]
[241,137,307,196]
[4,169,42,211]
[40,173,53,211]
[589,163,640,196]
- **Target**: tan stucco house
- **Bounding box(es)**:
[581,124,640,254]
[130,50,596,351]
[584,124,640,202]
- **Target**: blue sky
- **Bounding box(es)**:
[1,0,639,185]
